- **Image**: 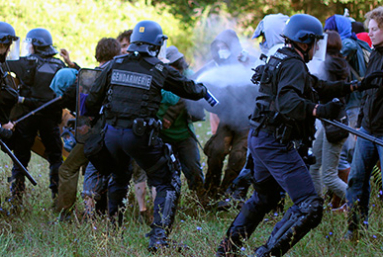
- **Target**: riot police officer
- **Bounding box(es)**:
[7,28,66,206]
[216,14,372,257]
[85,20,208,251]
[0,21,19,139]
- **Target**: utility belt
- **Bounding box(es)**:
[106,117,162,146]
[250,112,294,144]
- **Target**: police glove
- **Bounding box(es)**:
[0,127,12,140]
[315,99,343,119]
[346,80,377,92]
[22,98,43,108]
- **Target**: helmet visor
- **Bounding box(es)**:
[312,33,327,62]
[6,38,20,60]
[157,39,168,62]
[21,39,34,56]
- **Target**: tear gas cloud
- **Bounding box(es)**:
[187,13,327,130]
[191,64,259,130]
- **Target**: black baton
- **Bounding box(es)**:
[14,96,62,124]
[0,139,37,185]
[320,118,383,147]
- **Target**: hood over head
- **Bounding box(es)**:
[252,13,289,54]
[210,29,242,65]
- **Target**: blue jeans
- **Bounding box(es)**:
[346,127,383,230]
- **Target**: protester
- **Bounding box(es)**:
[346,6,383,240]
[160,45,206,203]
[309,31,350,209]
[54,38,124,223]
[194,29,255,200]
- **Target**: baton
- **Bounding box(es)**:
[0,139,37,185]
[14,96,62,124]
[320,118,383,147]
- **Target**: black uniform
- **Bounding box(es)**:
[85,52,206,248]
[7,54,65,201]
[0,64,18,139]
[217,47,353,256]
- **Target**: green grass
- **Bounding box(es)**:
[1,117,383,256]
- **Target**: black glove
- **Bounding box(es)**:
[348,80,378,92]
[19,97,44,108]
[316,99,343,119]
[0,127,12,140]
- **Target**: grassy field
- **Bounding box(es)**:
[0,118,382,256]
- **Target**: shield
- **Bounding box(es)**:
[75,68,102,143]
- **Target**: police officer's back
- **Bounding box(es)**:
[85,20,208,252]
[6,28,66,207]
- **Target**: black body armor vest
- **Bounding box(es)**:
[30,55,65,100]
[104,54,165,122]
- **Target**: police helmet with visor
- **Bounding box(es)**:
[127,20,168,57]
[282,14,326,62]
[23,28,58,56]
[0,22,20,62]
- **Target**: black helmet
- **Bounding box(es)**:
[0,22,18,44]
[282,14,324,44]
[26,28,57,56]
[127,20,168,56]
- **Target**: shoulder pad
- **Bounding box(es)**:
[49,57,65,66]
[113,53,129,60]
[143,56,161,65]
[26,55,38,62]
[143,56,164,71]
[271,52,288,61]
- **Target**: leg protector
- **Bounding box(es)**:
[254,196,323,257]
[150,143,181,232]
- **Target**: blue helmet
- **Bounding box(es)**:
[0,22,18,44]
[127,20,168,56]
[26,28,57,56]
[282,14,324,44]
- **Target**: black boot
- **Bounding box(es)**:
[147,227,169,252]
[7,177,25,214]
[147,227,188,253]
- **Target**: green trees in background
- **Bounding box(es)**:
[0,0,193,67]
[1,0,381,69]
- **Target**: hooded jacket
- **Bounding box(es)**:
[191,29,257,130]
[193,29,252,78]
[324,14,371,109]
[359,46,383,136]
[252,13,289,55]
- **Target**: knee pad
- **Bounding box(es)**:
[298,196,323,228]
